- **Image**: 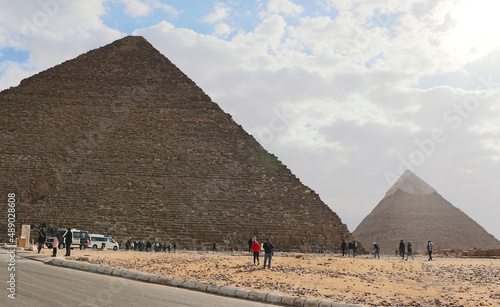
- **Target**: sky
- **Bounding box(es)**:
[1,0,499,242]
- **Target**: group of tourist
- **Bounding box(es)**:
[397,240,414,260]
[248,237,274,268]
[125,240,176,253]
[340,239,359,258]
[338,238,435,261]
[36,226,73,257]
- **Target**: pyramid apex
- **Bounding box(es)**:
[386,170,436,196]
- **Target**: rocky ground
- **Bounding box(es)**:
[36,248,500,306]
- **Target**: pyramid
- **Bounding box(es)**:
[353,170,500,253]
[0,36,354,252]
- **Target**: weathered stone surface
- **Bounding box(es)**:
[157,277,172,286]
[0,36,354,251]
[218,286,238,297]
[248,291,268,301]
[148,275,161,283]
[194,282,208,291]
[282,296,297,305]
[266,293,283,304]
[354,170,500,252]
[304,299,322,307]
[170,278,184,287]
[182,281,196,289]
[235,289,250,299]
[294,297,307,307]
[206,284,221,293]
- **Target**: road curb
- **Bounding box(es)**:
[45,258,364,307]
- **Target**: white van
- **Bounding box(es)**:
[89,234,119,251]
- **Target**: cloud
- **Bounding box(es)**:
[119,0,181,18]
[202,3,232,37]
[263,0,304,17]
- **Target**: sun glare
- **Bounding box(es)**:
[448,0,500,58]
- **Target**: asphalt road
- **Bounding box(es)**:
[0,248,272,306]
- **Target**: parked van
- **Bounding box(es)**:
[89,234,119,251]
[46,228,90,250]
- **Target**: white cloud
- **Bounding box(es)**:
[201,3,232,37]
[120,0,181,18]
[202,4,231,25]
[121,0,152,17]
[263,0,304,17]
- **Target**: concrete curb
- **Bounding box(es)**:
[45,258,364,307]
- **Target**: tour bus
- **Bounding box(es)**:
[88,234,119,251]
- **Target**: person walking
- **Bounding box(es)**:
[341,239,347,256]
[353,240,358,258]
[52,233,61,257]
[250,237,260,266]
[213,241,217,252]
[399,240,405,259]
[248,238,253,253]
[263,238,274,269]
[373,242,380,259]
[348,241,354,257]
[427,240,434,261]
[37,226,46,254]
[406,242,414,261]
[64,228,73,256]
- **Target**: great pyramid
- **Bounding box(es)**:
[0,36,354,252]
[353,170,500,253]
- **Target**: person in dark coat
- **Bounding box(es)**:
[64,228,73,256]
[37,226,46,254]
[341,239,347,256]
[248,238,253,253]
[399,240,405,259]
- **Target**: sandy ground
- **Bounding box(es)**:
[34,248,499,306]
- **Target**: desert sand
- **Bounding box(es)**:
[35,248,499,306]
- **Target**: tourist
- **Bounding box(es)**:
[213,241,217,252]
[406,242,414,261]
[52,233,61,257]
[173,242,176,253]
[167,242,172,253]
[263,238,274,269]
[126,240,131,251]
[37,226,46,254]
[399,240,405,259]
[64,228,72,256]
[250,237,260,265]
[353,240,358,258]
[348,241,354,257]
[248,238,253,253]
[341,239,347,256]
[427,240,434,261]
[373,242,380,259]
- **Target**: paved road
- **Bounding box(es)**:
[0,248,272,306]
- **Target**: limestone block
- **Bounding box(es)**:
[266,293,283,304]
[304,299,322,307]
[248,291,267,301]
[282,296,297,305]
[218,286,238,297]
[170,278,184,287]
[206,284,221,293]
[235,289,250,299]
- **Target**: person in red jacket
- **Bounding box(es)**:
[250,237,260,266]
